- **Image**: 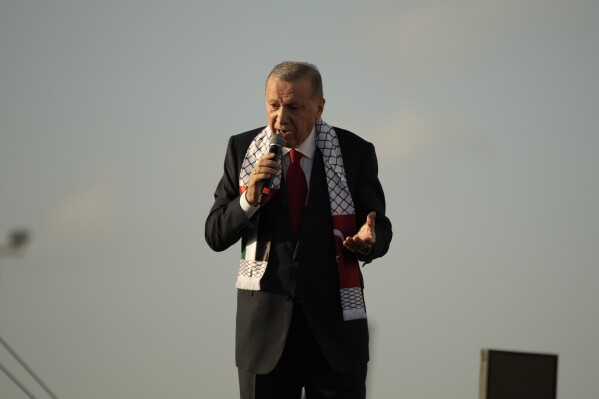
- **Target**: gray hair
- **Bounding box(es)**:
[267,61,323,99]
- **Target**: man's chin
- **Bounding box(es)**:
[274,130,296,147]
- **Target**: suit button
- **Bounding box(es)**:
[286,295,294,303]
[292,261,300,268]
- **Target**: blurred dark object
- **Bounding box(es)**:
[9,230,30,250]
[0,229,30,255]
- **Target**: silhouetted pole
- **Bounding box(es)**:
[1,229,60,398]
[0,335,59,399]
[0,360,39,399]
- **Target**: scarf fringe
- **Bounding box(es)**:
[342,308,368,321]
[236,275,262,291]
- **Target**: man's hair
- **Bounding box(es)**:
[267,61,323,99]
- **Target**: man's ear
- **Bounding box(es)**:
[316,98,326,119]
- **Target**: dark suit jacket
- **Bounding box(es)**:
[205,126,392,374]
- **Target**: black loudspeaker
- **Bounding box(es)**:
[479,349,558,399]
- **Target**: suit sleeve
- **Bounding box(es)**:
[353,142,392,264]
[205,136,255,252]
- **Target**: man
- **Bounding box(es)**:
[205,61,392,399]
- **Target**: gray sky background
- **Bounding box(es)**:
[1,1,598,398]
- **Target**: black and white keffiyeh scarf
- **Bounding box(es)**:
[237,119,366,321]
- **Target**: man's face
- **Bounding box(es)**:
[265,76,325,148]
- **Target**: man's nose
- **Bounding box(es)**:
[276,106,290,125]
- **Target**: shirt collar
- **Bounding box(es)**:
[282,127,316,159]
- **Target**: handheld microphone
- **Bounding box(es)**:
[257,134,285,205]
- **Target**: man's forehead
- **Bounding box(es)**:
[266,89,302,102]
[266,77,312,94]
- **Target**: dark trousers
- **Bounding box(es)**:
[238,303,367,399]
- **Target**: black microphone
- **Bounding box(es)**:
[257,134,285,205]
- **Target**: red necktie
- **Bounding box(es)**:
[286,149,307,241]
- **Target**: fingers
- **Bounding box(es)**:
[252,153,280,181]
[344,227,375,251]
[366,211,376,227]
[343,235,373,254]
[342,212,377,253]
[246,153,281,206]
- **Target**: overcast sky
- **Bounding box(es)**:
[1,1,598,398]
